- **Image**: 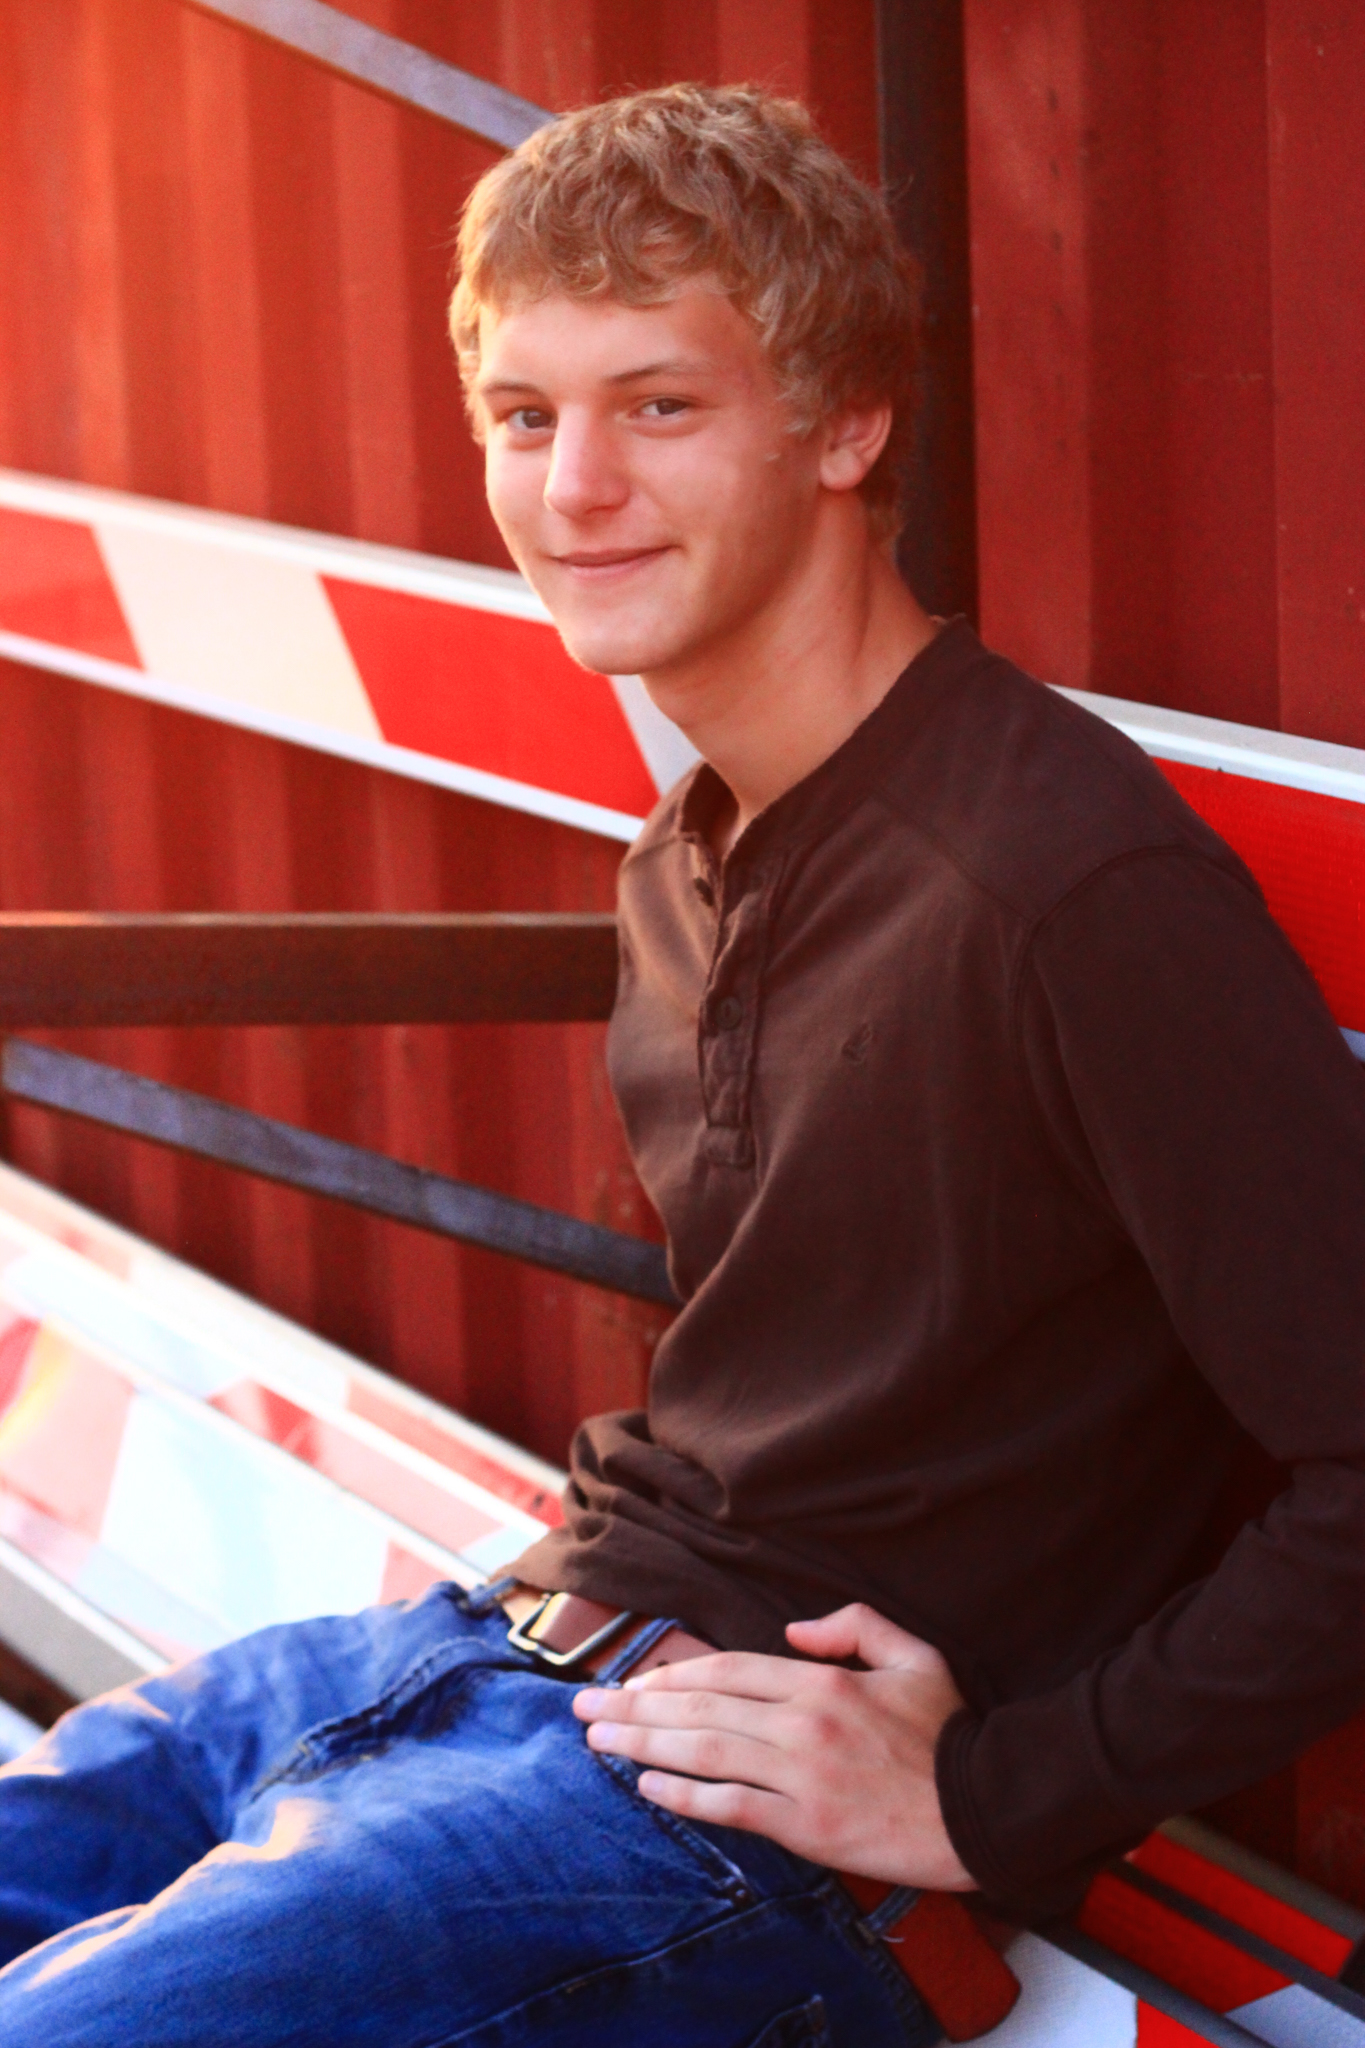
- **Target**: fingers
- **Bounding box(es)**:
[634,1770,795,1840]
[616,1649,805,1701]
[785,1603,948,1676]
[584,1713,792,1794]
[573,1681,782,1747]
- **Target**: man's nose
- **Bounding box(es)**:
[543,416,629,520]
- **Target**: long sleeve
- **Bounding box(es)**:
[937,847,1365,1914]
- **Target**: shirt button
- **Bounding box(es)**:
[715,995,744,1030]
[692,875,715,906]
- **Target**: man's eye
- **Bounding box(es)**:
[639,398,689,419]
[508,407,553,432]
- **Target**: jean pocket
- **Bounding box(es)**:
[745,1996,832,2048]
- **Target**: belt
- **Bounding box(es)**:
[500,1586,712,1679]
[500,1588,1020,2043]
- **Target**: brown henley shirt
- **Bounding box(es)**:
[515,619,1365,1915]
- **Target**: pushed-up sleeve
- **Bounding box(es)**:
[936,846,1365,1915]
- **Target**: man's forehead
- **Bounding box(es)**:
[473,287,765,395]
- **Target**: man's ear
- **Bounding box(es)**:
[818,403,893,494]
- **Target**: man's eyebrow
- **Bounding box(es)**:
[476,357,716,399]
[604,356,715,385]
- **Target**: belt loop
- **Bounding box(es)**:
[861,1885,921,1938]
[462,1575,519,1618]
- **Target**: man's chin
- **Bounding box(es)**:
[553,625,678,679]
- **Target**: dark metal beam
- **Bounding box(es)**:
[0,914,617,1027]
[1042,1925,1266,2046]
[2,1040,676,1307]
[876,0,978,621]
[184,0,550,150]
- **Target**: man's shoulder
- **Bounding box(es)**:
[615,627,1256,935]
[873,629,1249,925]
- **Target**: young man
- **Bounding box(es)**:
[1,83,1362,2048]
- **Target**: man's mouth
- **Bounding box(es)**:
[552,546,672,578]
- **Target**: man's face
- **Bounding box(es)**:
[473,285,831,680]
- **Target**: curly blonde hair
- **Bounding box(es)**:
[451,84,921,538]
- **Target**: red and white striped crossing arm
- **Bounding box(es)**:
[0,468,699,844]
[4,467,1364,1047]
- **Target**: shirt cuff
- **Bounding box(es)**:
[934,1683,1146,1919]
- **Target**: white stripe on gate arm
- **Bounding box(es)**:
[1056,684,1365,807]
[1231,1985,1365,2046]
[609,674,702,794]
[976,1934,1136,2046]
[94,522,383,738]
[0,466,549,616]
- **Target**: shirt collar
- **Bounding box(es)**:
[674,617,985,866]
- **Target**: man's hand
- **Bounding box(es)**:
[572,1603,974,1890]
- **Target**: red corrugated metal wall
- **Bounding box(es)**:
[0,0,878,1467]
[966,0,1365,744]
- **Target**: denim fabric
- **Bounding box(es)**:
[0,1583,939,2047]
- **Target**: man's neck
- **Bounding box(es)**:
[639,506,938,859]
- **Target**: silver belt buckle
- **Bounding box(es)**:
[505,1591,637,1669]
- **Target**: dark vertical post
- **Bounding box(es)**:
[876,0,977,621]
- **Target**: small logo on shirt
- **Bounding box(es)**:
[841,1022,874,1065]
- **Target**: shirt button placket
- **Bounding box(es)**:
[699,862,770,1168]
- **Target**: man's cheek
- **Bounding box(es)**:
[484,468,535,567]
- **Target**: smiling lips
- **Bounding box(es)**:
[553,545,672,578]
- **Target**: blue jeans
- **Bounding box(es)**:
[0,1582,938,2047]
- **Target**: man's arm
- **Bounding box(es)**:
[943,847,1365,1909]
[574,1603,972,1889]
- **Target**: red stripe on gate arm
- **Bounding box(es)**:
[1079,1869,1287,2013]
[322,578,659,817]
[1137,2009,1228,2045]
[1130,1834,1353,1976]
[1158,759,1365,1033]
[0,507,142,666]
[346,1382,563,1526]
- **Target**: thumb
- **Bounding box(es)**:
[786,1602,947,1674]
